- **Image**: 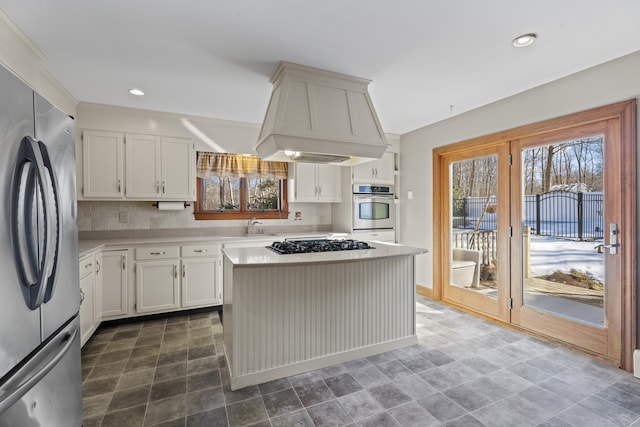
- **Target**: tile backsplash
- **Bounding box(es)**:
[77,201,331,232]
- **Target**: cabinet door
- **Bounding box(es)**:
[291,162,318,202]
[316,164,341,202]
[102,250,128,317]
[182,258,219,307]
[352,152,395,184]
[79,274,94,346]
[374,152,396,184]
[161,137,194,200]
[82,130,124,198]
[94,252,103,325]
[353,160,375,182]
[136,260,180,313]
[125,134,161,198]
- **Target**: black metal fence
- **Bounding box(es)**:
[453,191,604,241]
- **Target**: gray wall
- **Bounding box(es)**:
[398,50,640,340]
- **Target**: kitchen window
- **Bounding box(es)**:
[194,152,289,220]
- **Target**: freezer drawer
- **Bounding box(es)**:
[0,316,82,427]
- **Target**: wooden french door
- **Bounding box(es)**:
[433,100,636,369]
[511,119,623,362]
[437,144,511,322]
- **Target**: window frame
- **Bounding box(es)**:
[194,176,289,220]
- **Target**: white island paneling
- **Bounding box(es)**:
[223,243,426,390]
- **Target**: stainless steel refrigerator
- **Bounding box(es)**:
[0,65,82,426]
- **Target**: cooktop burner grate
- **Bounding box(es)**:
[267,239,375,254]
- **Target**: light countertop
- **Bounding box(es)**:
[78,232,346,258]
[223,242,427,267]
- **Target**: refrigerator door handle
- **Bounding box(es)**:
[37,140,62,303]
[0,320,79,416]
[10,136,51,309]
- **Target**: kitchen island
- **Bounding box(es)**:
[222,241,427,390]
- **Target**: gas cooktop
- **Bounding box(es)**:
[267,239,375,255]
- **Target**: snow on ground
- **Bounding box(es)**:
[528,235,604,283]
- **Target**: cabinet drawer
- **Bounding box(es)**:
[79,255,95,279]
[181,244,220,257]
[352,230,395,243]
[136,246,179,260]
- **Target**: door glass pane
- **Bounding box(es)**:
[450,155,498,298]
[521,136,605,327]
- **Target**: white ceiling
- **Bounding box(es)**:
[1,0,639,134]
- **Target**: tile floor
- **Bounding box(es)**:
[81,297,640,426]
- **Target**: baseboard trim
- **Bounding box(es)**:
[100,305,221,328]
[416,284,433,299]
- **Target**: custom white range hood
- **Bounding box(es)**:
[255,62,389,165]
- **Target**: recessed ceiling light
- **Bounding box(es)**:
[512,33,537,48]
[128,88,144,96]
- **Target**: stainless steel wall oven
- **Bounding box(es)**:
[353,184,395,230]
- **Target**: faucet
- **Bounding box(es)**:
[247,217,262,234]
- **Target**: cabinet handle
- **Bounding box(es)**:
[173,265,178,279]
[84,262,93,269]
[96,260,100,274]
[117,179,122,193]
[79,289,85,304]
[194,249,207,253]
[156,181,160,194]
[318,186,322,196]
[150,251,166,255]
[182,264,186,278]
[122,256,126,270]
[162,181,166,194]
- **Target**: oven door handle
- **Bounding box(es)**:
[353,195,394,200]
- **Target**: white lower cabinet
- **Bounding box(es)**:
[101,250,128,318]
[134,244,221,314]
[182,258,219,307]
[136,259,181,314]
[94,252,103,326]
[181,243,221,307]
[79,253,100,346]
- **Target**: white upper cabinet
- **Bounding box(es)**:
[81,130,194,201]
[82,130,124,198]
[353,151,395,184]
[161,137,195,200]
[125,134,161,198]
[289,163,341,203]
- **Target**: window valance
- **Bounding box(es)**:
[196,152,288,180]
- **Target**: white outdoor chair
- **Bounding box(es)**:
[451,248,481,288]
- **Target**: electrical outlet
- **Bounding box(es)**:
[119,212,129,223]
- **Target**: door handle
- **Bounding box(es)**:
[0,320,78,415]
[10,136,54,309]
[608,223,619,255]
[595,224,620,255]
[37,140,62,303]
